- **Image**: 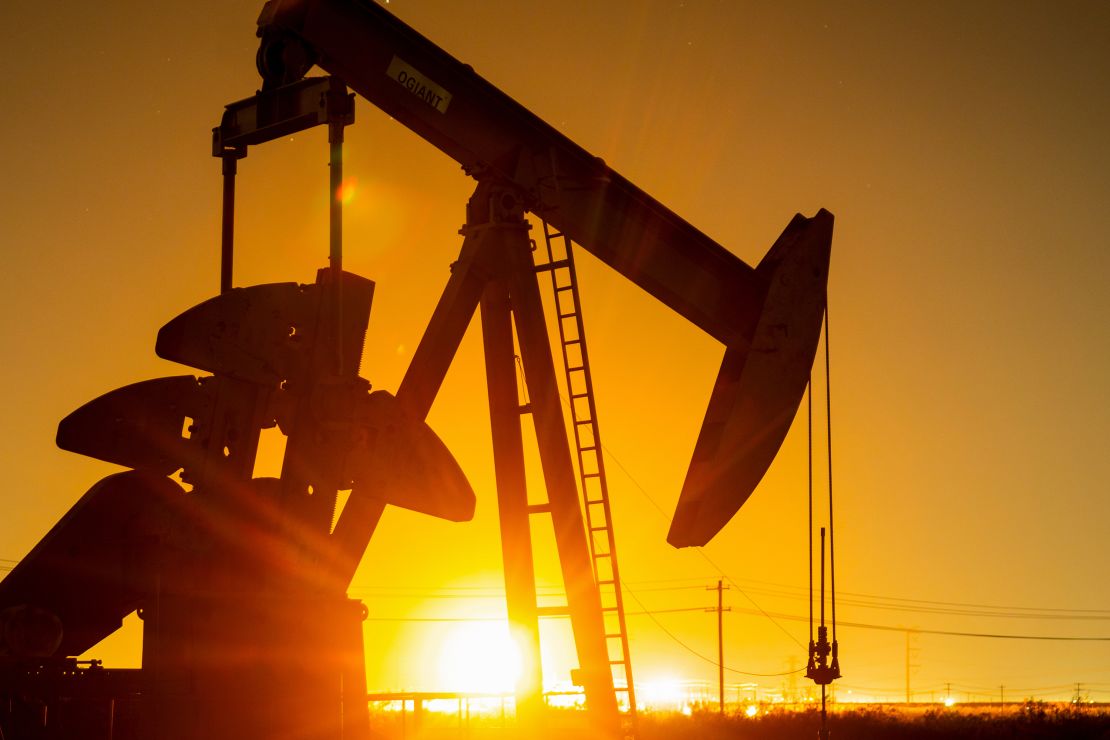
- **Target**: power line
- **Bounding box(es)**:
[361,604,1110,643]
[622,585,802,678]
[8,552,1106,629]
[596,573,1110,620]
[721,606,1110,642]
[726,584,1110,621]
[624,572,1110,618]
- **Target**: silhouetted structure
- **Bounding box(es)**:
[0,1,831,738]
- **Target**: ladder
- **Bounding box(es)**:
[535,219,637,717]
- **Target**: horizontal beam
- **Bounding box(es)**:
[212,75,353,155]
[260,0,765,343]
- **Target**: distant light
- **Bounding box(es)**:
[745,704,758,717]
[944,696,956,708]
[681,704,692,716]
[639,677,687,710]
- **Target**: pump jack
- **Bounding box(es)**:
[1,1,831,738]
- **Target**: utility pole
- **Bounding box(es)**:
[903,630,918,703]
[905,631,909,703]
[706,580,731,714]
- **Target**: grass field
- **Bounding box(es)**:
[639,704,1110,739]
[366,702,1110,739]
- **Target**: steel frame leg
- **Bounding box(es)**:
[396,181,620,735]
[480,277,545,722]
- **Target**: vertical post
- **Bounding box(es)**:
[220,155,238,294]
[819,528,829,740]
[480,281,544,722]
[705,579,730,715]
[328,117,345,374]
[328,120,343,275]
[905,631,910,704]
[819,685,828,740]
[717,580,724,715]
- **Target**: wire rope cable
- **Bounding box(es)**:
[808,375,814,647]
[825,307,837,643]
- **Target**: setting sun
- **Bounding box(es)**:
[435,621,522,694]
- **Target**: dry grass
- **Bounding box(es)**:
[638,703,1110,740]
[367,702,1110,740]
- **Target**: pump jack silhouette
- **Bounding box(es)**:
[0,2,832,738]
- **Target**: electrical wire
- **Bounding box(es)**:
[721,606,1110,642]
[623,573,1110,617]
[622,585,803,678]
[619,576,1110,620]
[361,600,1110,642]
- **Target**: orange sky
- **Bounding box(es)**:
[2,0,1109,705]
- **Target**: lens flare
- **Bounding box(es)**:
[336,176,358,205]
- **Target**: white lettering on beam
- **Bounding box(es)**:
[386,56,452,114]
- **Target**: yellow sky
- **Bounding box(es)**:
[2,0,1109,704]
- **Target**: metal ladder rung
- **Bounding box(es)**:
[539,220,636,717]
[534,259,569,273]
[517,403,532,414]
[527,502,552,515]
[536,605,569,617]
